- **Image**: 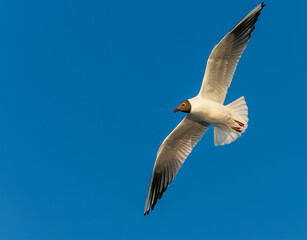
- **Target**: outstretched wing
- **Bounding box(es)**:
[199,3,265,103]
[144,115,210,215]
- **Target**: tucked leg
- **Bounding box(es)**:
[233,119,244,127]
[231,127,242,133]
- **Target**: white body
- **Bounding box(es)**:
[189,95,247,131]
[189,96,230,125]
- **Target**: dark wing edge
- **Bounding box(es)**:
[144,115,210,215]
[229,2,265,36]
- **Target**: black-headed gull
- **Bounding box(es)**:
[144,3,265,215]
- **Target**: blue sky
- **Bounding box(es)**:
[0,0,306,239]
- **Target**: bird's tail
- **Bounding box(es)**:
[214,96,249,146]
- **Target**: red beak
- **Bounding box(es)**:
[173,109,179,113]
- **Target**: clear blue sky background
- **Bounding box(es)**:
[0,0,306,239]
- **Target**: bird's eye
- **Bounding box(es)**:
[182,103,186,107]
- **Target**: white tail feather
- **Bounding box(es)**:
[214,96,248,146]
[227,96,248,123]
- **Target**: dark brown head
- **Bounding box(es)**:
[173,100,191,113]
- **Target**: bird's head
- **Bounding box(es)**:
[173,100,191,113]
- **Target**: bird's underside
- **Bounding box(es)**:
[144,3,265,215]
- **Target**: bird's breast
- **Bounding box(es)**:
[189,97,228,124]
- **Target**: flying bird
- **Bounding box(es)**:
[144,3,265,215]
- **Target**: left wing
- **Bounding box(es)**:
[144,115,210,215]
[198,3,265,103]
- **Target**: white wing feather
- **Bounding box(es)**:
[199,3,265,103]
[144,115,210,215]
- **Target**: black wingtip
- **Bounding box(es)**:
[261,2,265,8]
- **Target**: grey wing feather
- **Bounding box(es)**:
[144,115,210,215]
[199,3,265,103]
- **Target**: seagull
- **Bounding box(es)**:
[144,3,265,215]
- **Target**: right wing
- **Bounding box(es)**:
[198,3,265,103]
[144,115,210,215]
